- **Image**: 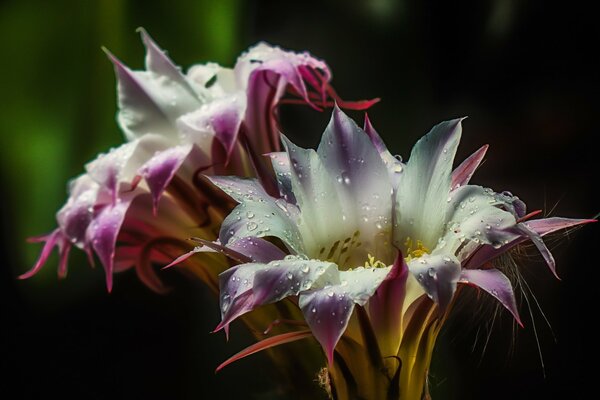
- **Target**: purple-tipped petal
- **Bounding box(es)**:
[298,266,391,365]
[451,144,488,189]
[298,287,355,365]
[138,144,192,214]
[191,236,285,264]
[363,114,405,186]
[317,109,392,241]
[217,259,339,332]
[464,217,595,269]
[237,43,333,156]
[408,254,461,313]
[517,223,557,278]
[208,176,305,254]
[368,252,408,353]
[86,196,135,291]
[106,36,201,140]
[460,268,522,326]
[442,185,523,255]
[525,217,596,236]
[177,94,245,160]
[226,237,287,263]
[56,175,100,247]
[20,230,62,279]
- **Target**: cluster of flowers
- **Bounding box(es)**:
[24,31,592,399]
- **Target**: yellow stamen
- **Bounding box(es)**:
[404,237,430,262]
[364,253,386,268]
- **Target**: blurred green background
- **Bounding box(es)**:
[1,0,598,399]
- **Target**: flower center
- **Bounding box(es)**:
[404,237,430,262]
[316,230,362,267]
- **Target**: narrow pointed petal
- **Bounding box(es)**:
[105,50,176,140]
[517,223,557,278]
[465,217,595,269]
[138,28,201,102]
[363,114,405,186]
[451,144,488,189]
[86,196,135,291]
[395,118,465,249]
[216,330,313,372]
[57,241,72,279]
[460,268,522,326]
[524,217,596,236]
[298,266,391,364]
[106,39,201,140]
[138,144,193,213]
[192,236,285,264]
[19,230,62,279]
[226,237,287,263]
[163,249,197,269]
[408,254,461,313]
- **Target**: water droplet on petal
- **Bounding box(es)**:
[246,221,258,231]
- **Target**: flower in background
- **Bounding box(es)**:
[21,29,377,293]
[192,107,593,399]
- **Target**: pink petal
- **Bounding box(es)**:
[451,144,489,189]
[460,268,522,326]
[215,330,313,372]
[368,252,408,347]
[517,223,557,278]
[524,217,596,236]
[19,230,62,279]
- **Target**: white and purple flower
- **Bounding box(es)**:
[22,30,375,292]
[195,106,593,369]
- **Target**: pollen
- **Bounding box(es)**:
[364,253,386,268]
[404,237,430,261]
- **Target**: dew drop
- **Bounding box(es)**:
[341,172,351,185]
[246,222,258,231]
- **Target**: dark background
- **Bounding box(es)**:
[1,0,598,398]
